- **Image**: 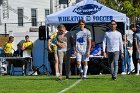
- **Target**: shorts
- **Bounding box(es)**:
[76,52,89,62]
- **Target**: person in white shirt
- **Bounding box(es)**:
[73,19,91,79]
[103,20,124,80]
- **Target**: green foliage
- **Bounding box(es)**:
[99,0,140,22]
[121,1,135,17]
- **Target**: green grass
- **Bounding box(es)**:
[67,75,140,93]
[0,75,139,93]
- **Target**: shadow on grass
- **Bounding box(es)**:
[0,75,112,81]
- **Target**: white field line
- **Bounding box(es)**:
[58,79,81,93]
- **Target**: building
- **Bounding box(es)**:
[0,0,50,34]
[53,0,84,12]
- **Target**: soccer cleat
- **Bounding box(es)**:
[56,73,60,77]
[99,73,102,75]
[136,73,139,76]
[80,72,83,79]
[127,72,131,75]
[65,76,69,80]
[112,76,117,80]
[83,77,86,80]
[114,78,116,81]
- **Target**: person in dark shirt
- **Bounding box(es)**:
[130,24,139,73]
[13,44,23,57]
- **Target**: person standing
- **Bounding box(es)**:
[22,35,33,72]
[48,32,59,77]
[130,24,138,73]
[135,29,140,75]
[56,24,73,80]
[121,34,132,75]
[3,36,14,74]
[3,36,14,57]
[73,19,91,79]
[22,35,33,57]
[103,20,124,80]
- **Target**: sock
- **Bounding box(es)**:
[77,64,83,73]
[137,63,139,74]
[139,63,140,69]
[139,63,140,73]
[83,65,88,78]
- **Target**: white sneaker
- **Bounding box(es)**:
[127,72,130,75]
[121,72,126,75]
[136,73,139,76]
[99,73,102,75]
[56,73,60,77]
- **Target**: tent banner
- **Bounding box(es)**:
[58,15,113,23]
[55,4,113,23]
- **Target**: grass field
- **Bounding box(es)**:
[0,74,139,93]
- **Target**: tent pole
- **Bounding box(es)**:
[67,0,69,7]
[92,23,95,41]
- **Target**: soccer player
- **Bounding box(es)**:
[73,19,91,79]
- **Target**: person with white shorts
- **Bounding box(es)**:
[73,19,91,79]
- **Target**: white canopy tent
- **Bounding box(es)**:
[46,0,134,73]
[46,0,129,26]
[46,0,129,43]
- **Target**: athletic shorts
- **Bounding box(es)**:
[76,52,89,62]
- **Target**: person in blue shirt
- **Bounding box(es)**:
[90,40,103,75]
[130,24,140,73]
[90,41,102,56]
[13,44,23,57]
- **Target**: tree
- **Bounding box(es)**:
[121,1,135,16]
[99,0,139,22]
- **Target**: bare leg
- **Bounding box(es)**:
[58,51,64,80]
[54,53,59,76]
